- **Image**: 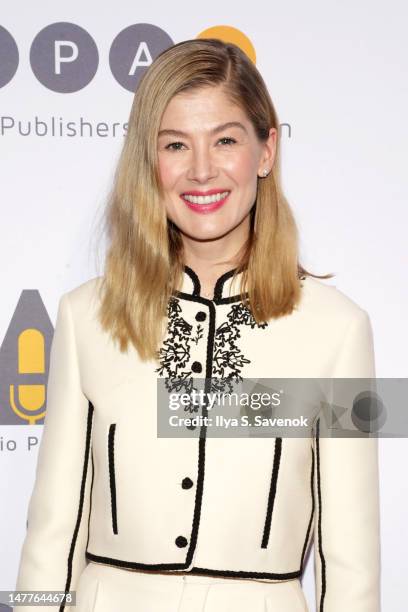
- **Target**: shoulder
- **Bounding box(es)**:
[59,276,104,320]
[299,275,371,330]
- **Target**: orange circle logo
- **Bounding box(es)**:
[196,25,256,63]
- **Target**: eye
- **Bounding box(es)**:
[163,136,237,151]
[165,141,185,151]
[218,137,236,145]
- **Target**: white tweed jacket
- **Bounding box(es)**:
[15,266,381,612]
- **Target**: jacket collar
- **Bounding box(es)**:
[175,265,246,303]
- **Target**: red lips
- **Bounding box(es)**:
[179,191,231,214]
[181,189,231,196]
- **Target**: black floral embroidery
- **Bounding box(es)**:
[155,273,307,418]
[155,297,269,408]
[211,302,268,394]
[155,298,202,412]
[192,324,204,345]
[155,298,193,392]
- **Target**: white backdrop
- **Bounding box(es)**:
[0,1,407,610]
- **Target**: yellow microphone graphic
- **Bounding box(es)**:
[10,328,46,425]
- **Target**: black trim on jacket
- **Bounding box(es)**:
[180,265,246,304]
[316,418,327,611]
[85,447,95,551]
[61,401,94,612]
[300,445,315,571]
[261,437,283,548]
[85,551,302,580]
[183,299,216,565]
[108,423,118,535]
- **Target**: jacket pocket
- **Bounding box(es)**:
[261,437,282,548]
[108,423,118,534]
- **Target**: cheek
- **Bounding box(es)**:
[157,158,181,220]
[157,158,172,191]
[225,150,258,185]
[158,155,184,191]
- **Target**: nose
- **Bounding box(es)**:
[186,145,218,184]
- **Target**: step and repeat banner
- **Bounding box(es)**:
[1,1,407,610]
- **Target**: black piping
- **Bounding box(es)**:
[108,424,118,535]
[316,419,326,611]
[85,447,95,551]
[213,267,238,301]
[173,290,245,307]
[183,265,201,296]
[180,265,246,303]
[216,291,249,305]
[60,401,94,612]
[85,551,301,579]
[189,566,301,579]
[300,445,315,571]
[184,299,217,566]
[261,437,282,548]
[179,265,305,304]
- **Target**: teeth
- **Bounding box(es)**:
[182,191,230,204]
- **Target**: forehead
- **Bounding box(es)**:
[159,85,247,127]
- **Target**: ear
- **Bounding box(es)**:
[257,128,278,177]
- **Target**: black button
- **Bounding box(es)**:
[195,311,206,322]
[175,535,188,548]
[191,361,202,373]
[182,477,194,489]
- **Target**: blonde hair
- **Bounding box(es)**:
[97,38,332,362]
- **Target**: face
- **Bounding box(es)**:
[157,85,276,247]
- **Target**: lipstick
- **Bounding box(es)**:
[180,190,231,214]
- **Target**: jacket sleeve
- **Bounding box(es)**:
[312,309,381,612]
[14,293,94,612]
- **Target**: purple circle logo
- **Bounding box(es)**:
[30,22,98,93]
[109,23,174,92]
[0,25,19,88]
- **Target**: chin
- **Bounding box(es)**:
[180,224,232,242]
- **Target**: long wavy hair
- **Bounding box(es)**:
[97,38,332,362]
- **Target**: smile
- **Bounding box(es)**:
[179,190,231,214]
[181,191,230,204]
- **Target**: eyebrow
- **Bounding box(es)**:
[158,121,248,138]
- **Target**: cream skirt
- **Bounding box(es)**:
[75,561,309,612]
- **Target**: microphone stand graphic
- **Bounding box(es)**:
[9,328,47,425]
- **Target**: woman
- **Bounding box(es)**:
[14,39,380,611]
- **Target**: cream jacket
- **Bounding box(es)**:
[15,267,381,611]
